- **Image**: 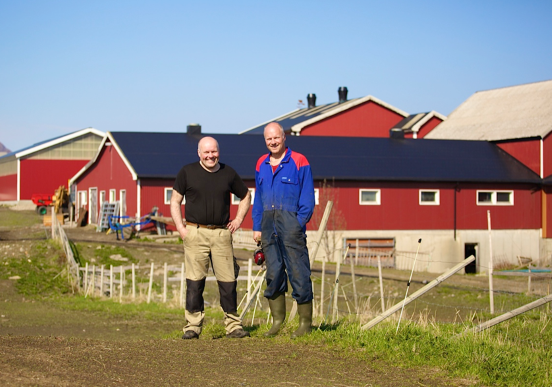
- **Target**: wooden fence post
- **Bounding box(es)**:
[487,210,495,314]
[147,262,154,304]
[132,263,136,300]
[378,255,385,312]
[110,265,113,299]
[163,262,168,303]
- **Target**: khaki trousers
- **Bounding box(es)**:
[183,225,242,335]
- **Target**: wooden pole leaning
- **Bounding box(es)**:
[469,294,552,334]
[361,255,475,331]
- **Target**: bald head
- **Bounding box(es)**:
[263,122,286,158]
[197,136,220,172]
[198,136,219,153]
[264,122,285,138]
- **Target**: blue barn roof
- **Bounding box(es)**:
[109,132,541,185]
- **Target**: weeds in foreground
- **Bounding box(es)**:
[3,234,551,387]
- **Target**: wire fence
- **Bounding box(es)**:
[52,221,551,331]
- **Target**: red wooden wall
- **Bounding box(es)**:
[300,101,405,137]
[309,181,541,231]
[496,139,541,176]
[19,159,89,200]
[76,145,136,217]
[0,174,17,201]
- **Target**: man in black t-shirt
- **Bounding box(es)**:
[170,136,251,339]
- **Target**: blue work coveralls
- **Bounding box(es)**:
[252,147,315,304]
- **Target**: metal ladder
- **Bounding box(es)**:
[97,202,120,232]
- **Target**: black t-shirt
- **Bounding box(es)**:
[173,162,249,225]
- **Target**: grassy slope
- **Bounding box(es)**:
[1,208,551,386]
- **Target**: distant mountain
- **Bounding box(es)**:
[0,141,12,156]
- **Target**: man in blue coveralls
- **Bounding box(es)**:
[252,122,315,338]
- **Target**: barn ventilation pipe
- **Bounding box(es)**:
[307,94,316,109]
[338,86,348,103]
[187,123,201,135]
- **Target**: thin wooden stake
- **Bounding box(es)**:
[397,239,422,333]
[247,258,253,304]
[163,262,168,303]
[100,265,104,297]
[320,259,326,316]
[332,244,350,323]
[84,262,89,298]
[487,210,495,314]
[349,245,358,314]
[147,262,154,304]
[91,265,96,297]
[132,263,136,300]
[378,255,385,312]
[119,266,123,303]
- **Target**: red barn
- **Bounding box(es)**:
[70,127,540,274]
[0,128,104,205]
[240,87,445,138]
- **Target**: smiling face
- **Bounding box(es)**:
[197,137,220,171]
[263,122,286,157]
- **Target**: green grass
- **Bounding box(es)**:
[0,208,42,228]
[3,219,551,387]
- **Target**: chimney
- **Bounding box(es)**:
[307,93,316,109]
[389,128,404,139]
[338,86,348,103]
[187,123,201,135]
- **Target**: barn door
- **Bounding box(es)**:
[464,243,478,274]
[89,188,98,224]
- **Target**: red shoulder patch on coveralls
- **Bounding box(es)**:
[290,151,309,170]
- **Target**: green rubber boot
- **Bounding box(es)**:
[291,301,312,339]
[264,293,286,337]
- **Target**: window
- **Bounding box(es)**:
[164,188,172,205]
[419,190,440,205]
[109,189,116,203]
[314,188,319,205]
[359,189,381,205]
[232,188,255,205]
[477,190,513,205]
[99,191,106,206]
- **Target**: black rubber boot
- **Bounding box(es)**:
[264,293,286,337]
[291,301,312,339]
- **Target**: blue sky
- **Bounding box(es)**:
[1,0,551,151]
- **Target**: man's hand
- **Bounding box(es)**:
[176,224,188,240]
[227,218,242,234]
[253,231,261,242]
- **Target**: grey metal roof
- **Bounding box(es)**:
[426,79,552,141]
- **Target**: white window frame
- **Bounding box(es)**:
[109,189,116,203]
[120,190,126,217]
[419,190,440,205]
[232,188,255,205]
[77,190,87,206]
[476,190,514,206]
[314,188,319,205]
[359,189,381,205]
[99,190,106,206]
[164,188,172,205]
